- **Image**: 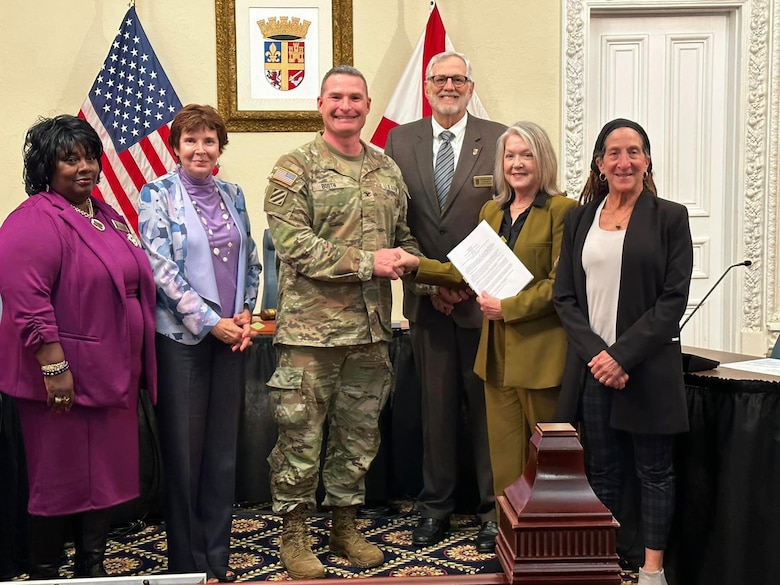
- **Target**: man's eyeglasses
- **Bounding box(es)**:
[427,75,470,88]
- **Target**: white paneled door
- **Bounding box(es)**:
[588,12,737,350]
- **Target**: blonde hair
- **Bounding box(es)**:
[493,121,563,207]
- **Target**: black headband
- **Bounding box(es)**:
[590,118,652,175]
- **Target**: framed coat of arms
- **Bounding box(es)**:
[216,0,353,131]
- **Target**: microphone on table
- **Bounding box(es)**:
[679,260,752,372]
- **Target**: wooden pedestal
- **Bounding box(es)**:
[496,423,621,584]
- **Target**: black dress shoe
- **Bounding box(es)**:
[358,504,392,519]
[412,517,448,546]
[209,567,237,583]
[475,521,498,553]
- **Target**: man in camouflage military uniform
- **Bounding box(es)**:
[263,65,421,580]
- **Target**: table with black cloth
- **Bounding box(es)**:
[664,348,780,585]
[8,337,778,583]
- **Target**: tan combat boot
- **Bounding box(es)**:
[329,505,384,568]
[280,504,325,579]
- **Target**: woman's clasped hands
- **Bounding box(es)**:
[588,350,629,389]
[211,308,260,352]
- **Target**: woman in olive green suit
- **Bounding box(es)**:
[396,121,577,495]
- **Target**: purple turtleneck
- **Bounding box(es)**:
[178,167,240,317]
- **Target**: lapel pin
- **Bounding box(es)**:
[472,148,479,156]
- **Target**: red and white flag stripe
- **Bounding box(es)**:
[79,102,177,232]
[370,3,489,150]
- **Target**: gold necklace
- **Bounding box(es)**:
[71,198,106,231]
[612,210,632,229]
[604,198,634,230]
[510,197,534,214]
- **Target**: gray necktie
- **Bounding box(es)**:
[434,130,455,209]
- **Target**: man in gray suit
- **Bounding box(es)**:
[384,51,506,553]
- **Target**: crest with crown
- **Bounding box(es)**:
[257,16,311,40]
[259,16,310,91]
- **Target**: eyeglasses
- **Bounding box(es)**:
[427,75,470,88]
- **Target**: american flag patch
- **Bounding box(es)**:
[268,188,287,206]
[272,167,299,188]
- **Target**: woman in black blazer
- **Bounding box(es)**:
[553,119,693,585]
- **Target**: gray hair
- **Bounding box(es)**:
[424,51,473,80]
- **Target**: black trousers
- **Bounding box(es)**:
[155,334,244,574]
[410,320,494,523]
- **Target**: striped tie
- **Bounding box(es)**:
[434,130,455,209]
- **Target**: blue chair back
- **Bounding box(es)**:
[771,335,780,359]
[260,229,278,311]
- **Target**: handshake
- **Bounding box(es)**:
[372,248,473,317]
[372,247,421,279]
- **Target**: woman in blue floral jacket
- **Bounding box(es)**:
[138,104,261,583]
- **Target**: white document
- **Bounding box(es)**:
[719,358,780,376]
[446,220,533,299]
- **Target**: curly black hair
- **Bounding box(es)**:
[23,115,103,196]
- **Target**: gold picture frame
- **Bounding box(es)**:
[215,0,353,132]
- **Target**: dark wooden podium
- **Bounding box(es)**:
[497,423,621,584]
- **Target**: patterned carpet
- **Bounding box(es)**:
[11,503,639,582]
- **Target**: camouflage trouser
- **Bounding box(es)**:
[267,342,392,514]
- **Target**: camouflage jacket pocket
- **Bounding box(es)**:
[266,366,309,427]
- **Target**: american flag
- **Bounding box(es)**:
[79,6,182,232]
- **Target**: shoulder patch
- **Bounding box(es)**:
[268,188,288,207]
[285,161,304,175]
[271,166,300,188]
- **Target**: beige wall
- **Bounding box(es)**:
[0,1,560,313]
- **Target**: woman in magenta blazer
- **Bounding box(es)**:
[0,115,157,579]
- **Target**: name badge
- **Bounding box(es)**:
[311,181,343,191]
[380,183,399,195]
[473,175,494,188]
[111,219,140,247]
[111,219,130,233]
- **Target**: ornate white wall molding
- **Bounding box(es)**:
[765,0,780,332]
[562,0,779,344]
[742,0,771,333]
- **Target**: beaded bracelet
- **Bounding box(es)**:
[41,360,70,376]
